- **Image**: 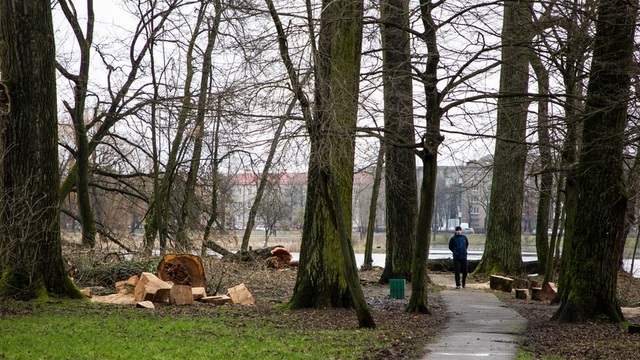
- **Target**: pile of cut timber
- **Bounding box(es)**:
[489,274,557,301]
[87,254,256,308]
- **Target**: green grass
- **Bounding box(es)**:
[0,300,380,360]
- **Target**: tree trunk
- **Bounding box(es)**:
[529,53,552,276]
[553,0,590,304]
[0,0,82,300]
[379,0,417,284]
[362,147,384,270]
[57,0,97,248]
[177,0,221,248]
[475,0,531,276]
[553,0,636,323]
[406,0,441,313]
[289,0,368,322]
[146,3,205,252]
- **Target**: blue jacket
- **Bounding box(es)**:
[449,234,469,260]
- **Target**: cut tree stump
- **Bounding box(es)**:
[134,272,172,302]
[169,285,194,306]
[268,246,293,268]
[227,283,255,306]
[515,289,528,300]
[490,275,513,293]
[157,254,205,287]
[531,283,556,301]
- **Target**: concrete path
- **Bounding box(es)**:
[423,274,527,360]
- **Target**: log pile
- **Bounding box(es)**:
[88,253,258,309]
[487,273,557,302]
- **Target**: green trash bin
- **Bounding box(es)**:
[390,279,406,299]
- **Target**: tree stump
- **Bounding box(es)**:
[531,283,556,301]
[515,289,528,300]
[170,285,194,306]
[490,275,513,293]
[157,254,205,287]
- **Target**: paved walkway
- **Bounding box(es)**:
[423,274,527,360]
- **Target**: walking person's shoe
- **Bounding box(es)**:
[455,286,461,289]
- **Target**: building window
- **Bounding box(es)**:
[470,208,479,214]
[471,196,480,203]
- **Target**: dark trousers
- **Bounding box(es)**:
[453,258,468,287]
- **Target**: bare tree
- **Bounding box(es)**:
[553,0,637,323]
[0,0,83,300]
[378,0,417,284]
[475,0,532,276]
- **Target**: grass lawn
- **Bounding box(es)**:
[0,299,402,359]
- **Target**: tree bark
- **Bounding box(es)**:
[379,0,417,284]
[0,0,82,300]
[289,0,371,327]
[553,0,636,323]
[475,0,531,276]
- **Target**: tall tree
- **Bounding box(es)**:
[407,0,442,314]
[176,0,223,248]
[0,0,83,300]
[144,1,208,253]
[553,0,636,323]
[378,0,417,284]
[474,0,532,276]
[287,0,375,328]
[56,0,97,248]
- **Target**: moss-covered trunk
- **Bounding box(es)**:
[475,0,531,276]
[289,0,364,311]
[0,0,82,300]
[379,0,417,284]
[553,0,635,323]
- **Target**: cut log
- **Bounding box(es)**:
[134,272,172,302]
[227,283,255,306]
[192,287,207,300]
[268,246,293,268]
[628,324,640,334]
[157,254,205,287]
[490,275,513,293]
[136,301,155,309]
[531,283,556,301]
[116,275,139,293]
[201,295,232,305]
[515,289,528,300]
[169,285,194,306]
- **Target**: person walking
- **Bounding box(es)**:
[449,226,469,289]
